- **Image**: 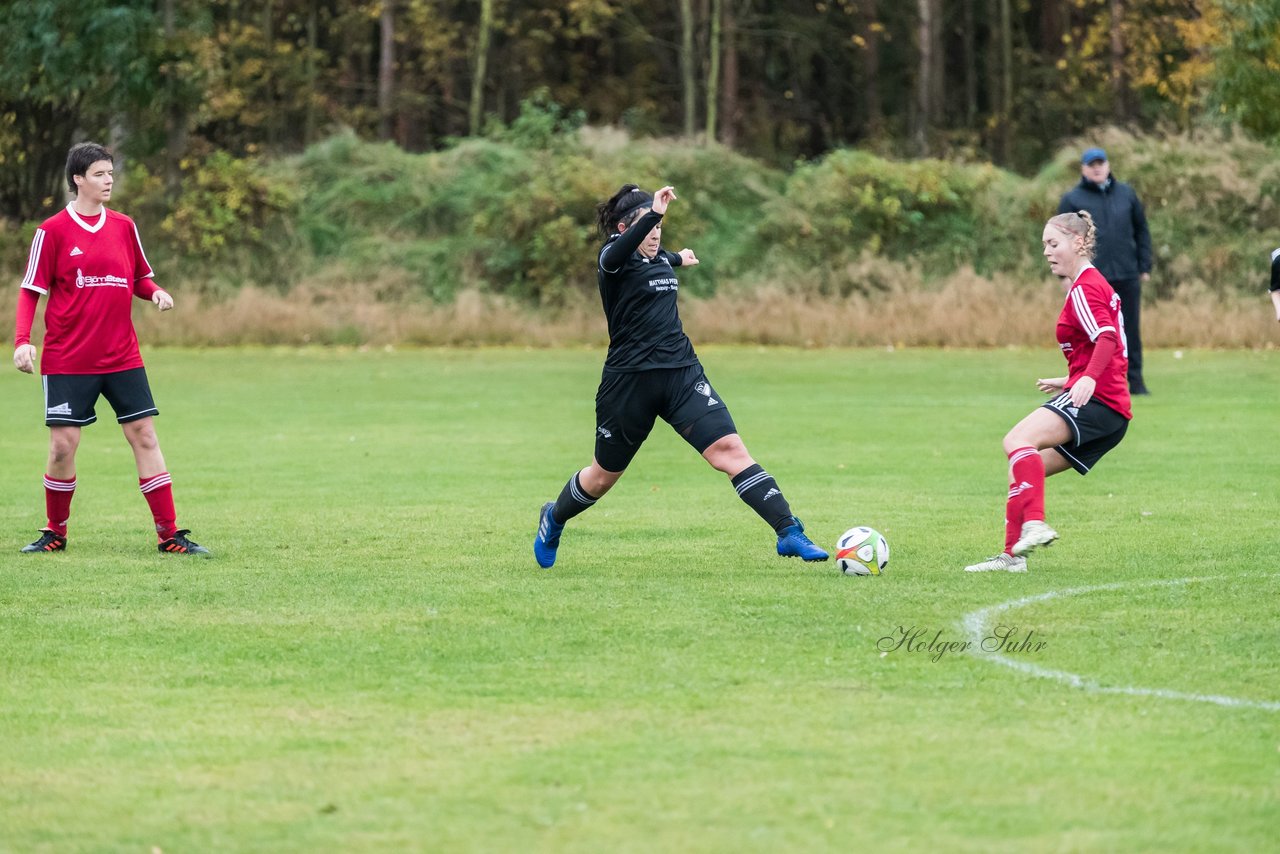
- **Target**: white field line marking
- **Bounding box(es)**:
[961,575,1280,712]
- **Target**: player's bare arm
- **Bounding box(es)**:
[1036,376,1066,394]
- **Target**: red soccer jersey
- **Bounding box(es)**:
[1057,264,1132,420]
[19,205,158,375]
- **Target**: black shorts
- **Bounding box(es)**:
[43,368,158,427]
[594,363,737,472]
[1042,392,1129,475]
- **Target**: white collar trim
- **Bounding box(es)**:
[66,204,107,233]
[1072,261,1095,285]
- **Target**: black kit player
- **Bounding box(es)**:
[1270,247,1279,322]
[533,183,827,568]
[12,142,210,555]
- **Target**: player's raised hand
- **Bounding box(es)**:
[677,248,699,267]
[152,290,174,311]
[13,344,36,373]
[650,186,677,215]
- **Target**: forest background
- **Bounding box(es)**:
[1,0,1278,347]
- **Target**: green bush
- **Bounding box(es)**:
[284,126,1280,303]
[10,114,1274,307]
[120,152,300,294]
[1032,128,1280,297]
[289,124,779,304]
[758,150,1039,295]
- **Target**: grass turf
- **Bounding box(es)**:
[1,346,1276,851]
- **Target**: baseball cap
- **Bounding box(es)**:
[1081,147,1107,165]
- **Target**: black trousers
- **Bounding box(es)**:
[1111,277,1145,390]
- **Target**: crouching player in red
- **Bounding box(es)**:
[12,142,210,556]
[965,210,1132,573]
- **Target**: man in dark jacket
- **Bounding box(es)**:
[1058,147,1153,394]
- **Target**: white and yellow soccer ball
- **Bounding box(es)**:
[834,526,889,576]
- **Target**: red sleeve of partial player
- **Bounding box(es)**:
[1084,329,1118,380]
[129,216,157,299]
[14,286,39,347]
[133,278,160,300]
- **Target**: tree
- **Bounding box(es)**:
[986,0,1014,163]
[469,0,495,136]
[161,0,186,198]
[719,0,745,147]
[913,0,943,154]
[379,0,396,141]
[1110,0,1133,121]
[0,0,156,219]
[706,0,722,142]
[1206,0,1280,139]
[3,0,1269,217]
[959,0,978,128]
[856,0,884,139]
[679,0,697,137]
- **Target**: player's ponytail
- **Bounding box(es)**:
[596,184,654,238]
[1078,210,1098,259]
[1047,210,1098,259]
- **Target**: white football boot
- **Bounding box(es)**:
[964,553,1028,573]
[1011,520,1059,557]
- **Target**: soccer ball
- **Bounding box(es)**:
[835,526,889,576]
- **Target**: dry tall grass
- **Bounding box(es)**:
[684,274,1279,349]
[2,268,1275,350]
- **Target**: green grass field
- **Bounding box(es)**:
[1,346,1277,852]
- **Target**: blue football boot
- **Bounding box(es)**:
[534,502,564,568]
[776,517,828,562]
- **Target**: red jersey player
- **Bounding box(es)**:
[965,210,1132,573]
[12,142,210,556]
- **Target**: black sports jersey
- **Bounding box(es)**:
[597,210,699,372]
[1271,248,1279,292]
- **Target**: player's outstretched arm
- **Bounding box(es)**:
[13,344,36,374]
[1036,376,1067,394]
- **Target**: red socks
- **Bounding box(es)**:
[44,474,76,536]
[139,472,177,540]
[1004,447,1045,554]
[40,472,180,540]
[1003,484,1022,555]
